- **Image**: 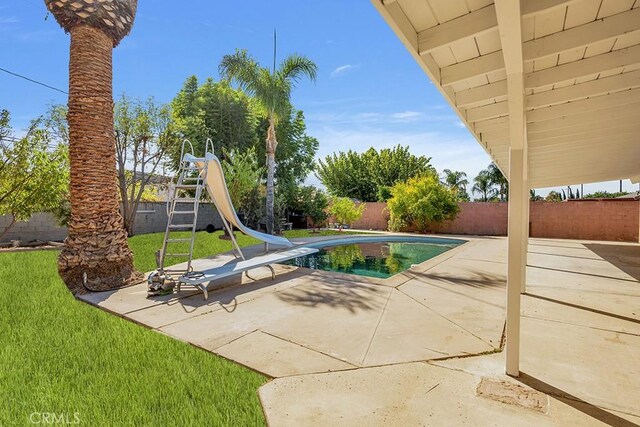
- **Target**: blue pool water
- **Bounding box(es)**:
[283,236,464,279]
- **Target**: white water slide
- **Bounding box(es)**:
[174,152,317,299]
[185,152,293,249]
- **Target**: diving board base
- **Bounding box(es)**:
[177,247,318,300]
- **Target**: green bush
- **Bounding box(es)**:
[328,197,365,231]
[387,175,459,233]
[300,187,329,231]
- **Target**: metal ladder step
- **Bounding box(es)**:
[155,140,209,277]
[168,224,196,229]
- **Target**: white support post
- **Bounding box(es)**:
[495,0,527,377]
[507,148,525,376]
[521,128,529,295]
[521,190,529,294]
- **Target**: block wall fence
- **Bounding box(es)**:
[0,202,223,244]
[2,200,638,244]
[348,200,640,242]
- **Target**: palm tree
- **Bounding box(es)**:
[487,163,509,202]
[219,49,317,234]
[472,170,497,202]
[45,0,142,293]
[442,169,468,194]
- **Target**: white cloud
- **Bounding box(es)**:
[0,16,19,24]
[306,109,458,126]
[330,64,355,77]
[391,111,423,121]
[455,120,466,128]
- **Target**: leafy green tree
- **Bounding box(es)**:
[472,170,498,202]
[317,149,376,202]
[317,145,434,202]
[0,109,69,240]
[221,147,264,214]
[114,95,176,235]
[530,189,543,201]
[328,197,365,231]
[442,169,470,201]
[219,49,318,234]
[170,76,258,164]
[387,174,459,232]
[545,190,562,202]
[292,186,328,232]
[584,190,630,199]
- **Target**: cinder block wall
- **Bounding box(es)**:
[0,202,224,244]
[0,213,68,243]
[349,200,640,242]
[131,202,223,236]
[431,202,508,236]
[529,200,639,242]
[353,202,389,230]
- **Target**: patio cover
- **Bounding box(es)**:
[371,0,640,376]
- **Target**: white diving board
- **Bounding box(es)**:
[178,246,318,300]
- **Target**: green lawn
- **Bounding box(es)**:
[1,228,359,425]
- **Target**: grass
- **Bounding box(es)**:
[1,228,363,425]
[129,228,359,272]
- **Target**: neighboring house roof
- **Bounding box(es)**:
[130,170,172,185]
[616,192,640,200]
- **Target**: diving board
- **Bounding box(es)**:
[178,246,318,300]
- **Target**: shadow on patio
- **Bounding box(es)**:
[584,243,640,282]
[276,277,388,313]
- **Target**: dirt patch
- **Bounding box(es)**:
[476,377,549,414]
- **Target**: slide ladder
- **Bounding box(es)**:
[156,141,207,276]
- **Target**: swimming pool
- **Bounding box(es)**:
[282,236,465,279]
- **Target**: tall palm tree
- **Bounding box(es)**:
[45,0,142,292]
[219,49,317,234]
[472,170,497,202]
[487,163,509,202]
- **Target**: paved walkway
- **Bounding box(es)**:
[79,234,640,426]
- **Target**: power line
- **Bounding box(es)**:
[0,66,67,95]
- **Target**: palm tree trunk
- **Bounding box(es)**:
[265,117,277,235]
[58,24,142,293]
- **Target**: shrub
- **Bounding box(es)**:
[300,187,329,231]
[387,174,459,233]
[328,197,365,231]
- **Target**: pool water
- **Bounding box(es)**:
[282,240,460,279]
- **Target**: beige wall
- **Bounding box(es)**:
[349,200,640,242]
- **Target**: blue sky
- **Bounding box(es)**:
[1,0,636,196]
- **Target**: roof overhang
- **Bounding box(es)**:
[372,0,640,188]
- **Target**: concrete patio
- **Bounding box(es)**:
[78,234,640,426]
